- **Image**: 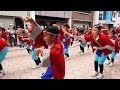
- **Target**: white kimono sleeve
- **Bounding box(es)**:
[29,25,43,41]
[41,49,51,67]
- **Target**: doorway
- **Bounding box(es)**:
[15,17,24,28]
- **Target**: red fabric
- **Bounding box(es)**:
[31,28,65,79]
[0,37,7,51]
[20,29,33,45]
[0,32,8,42]
[21,32,33,46]
[65,38,70,44]
[34,31,48,48]
[70,31,72,34]
[111,36,119,53]
[65,29,70,44]
[22,35,29,43]
[84,34,114,55]
[20,33,29,43]
[28,29,33,33]
[17,35,22,41]
[59,28,70,44]
[88,31,92,35]
[115,27,120,34]
[18,33,25,43]
[26,39,33,45]
[28,29,47,48]
[50,39,65,79]
[85,31,92,35]
[102,29,108,35]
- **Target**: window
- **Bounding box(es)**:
[118,11,120,17]
[112,11,116,18]
[99,14,103,20]
[99,11,103,20]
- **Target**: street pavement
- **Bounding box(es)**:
[1,41,120,79]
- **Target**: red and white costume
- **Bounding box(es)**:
[29,25,65,79]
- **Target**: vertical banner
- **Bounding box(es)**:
[106,11,112,20]
[103,11,106,20]
[103,11,112,21]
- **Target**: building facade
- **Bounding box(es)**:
[0,11,28,30]
[34,11,72,28]
[0,11,94,30]
[25,11,94,29]
[113,11,120,27]
[72,11,93,28]
[93,11,120,28]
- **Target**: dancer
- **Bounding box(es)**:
[0,28,8,42]
[16,28,25,49]
[0,37,8,78]
[62,24,71,60]
[20,16,65,79]
[79,28,86,55]
[70,30,74,47]
[16,26,42,69]
[63,24,115,79]
[85,27,92,50]
[106,29,119,67]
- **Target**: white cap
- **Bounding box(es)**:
[9,24,12,26]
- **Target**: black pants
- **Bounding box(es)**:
[19,45,21,48]
[94,61,103,74]
[26,49,32,54]
[80,46,84,53]
[34,57,41,65]
[0,63,3,70]
[107,56,114,63]
[9,37,15,47]
[19,45,24,48]
[65,54,69,57]
[71,42,73,46]
[87,45,90,49]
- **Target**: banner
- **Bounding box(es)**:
[103,11,112,21]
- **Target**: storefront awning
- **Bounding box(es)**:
[99,20,115,24]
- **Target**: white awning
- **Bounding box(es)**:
[99,20,115,24]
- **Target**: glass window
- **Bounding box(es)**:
[118,11,120,17]
[99,14,103,20]
[112,11,116,18]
